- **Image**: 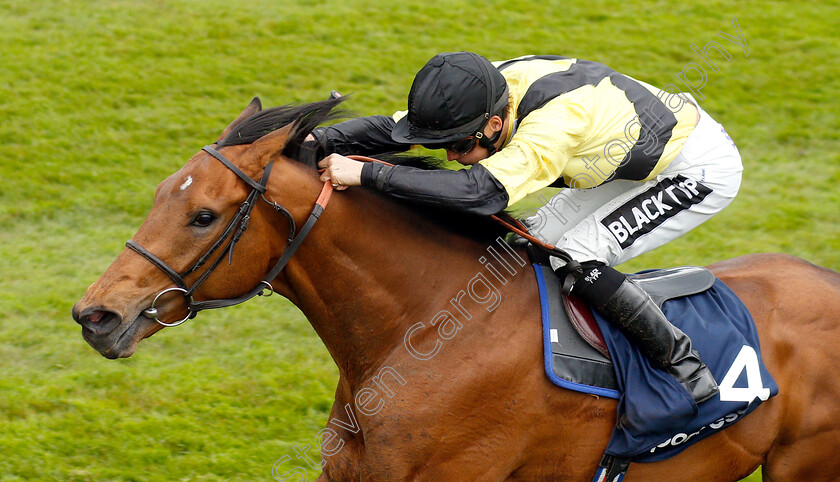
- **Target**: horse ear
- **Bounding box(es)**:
[248,122,296,165]
[217,97,262,142]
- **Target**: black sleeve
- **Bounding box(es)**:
[360,162,510,216]
[311,115,410,156]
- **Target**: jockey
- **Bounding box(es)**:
[314,52,743,404]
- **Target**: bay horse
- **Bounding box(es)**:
[73,98,840,481]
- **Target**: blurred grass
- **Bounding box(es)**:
[1,0,837,480]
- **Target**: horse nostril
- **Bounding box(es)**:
[77,308,122,336]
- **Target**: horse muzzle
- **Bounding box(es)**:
[72,303,152,359]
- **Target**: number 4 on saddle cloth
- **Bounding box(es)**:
[528,248,778,481]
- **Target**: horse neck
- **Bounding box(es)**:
[272,183,507,387]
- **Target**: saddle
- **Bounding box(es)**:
[527,245,716,395]
[526,244,777,479]
[566,267,717,359]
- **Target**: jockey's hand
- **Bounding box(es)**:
[318,154,363,191]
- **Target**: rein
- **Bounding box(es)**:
[126,145,333,326]
[348,155,580,270]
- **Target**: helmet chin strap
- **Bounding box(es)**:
[477,124,504,156]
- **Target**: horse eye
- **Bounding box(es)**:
[191,212,216,228]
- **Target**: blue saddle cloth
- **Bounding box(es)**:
[534,266,779,462]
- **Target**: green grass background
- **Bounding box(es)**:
[1,0,838,480]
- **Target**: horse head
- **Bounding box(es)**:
[72,97,341,358]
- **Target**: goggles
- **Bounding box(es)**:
[424,131,484,155]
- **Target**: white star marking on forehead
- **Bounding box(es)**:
[180,176,193,191]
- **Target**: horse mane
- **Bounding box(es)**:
[219,98,515,244]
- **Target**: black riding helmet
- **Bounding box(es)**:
[391,52,509,148]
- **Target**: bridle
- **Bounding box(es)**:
[126,144,578,327]
[126,145,333,327]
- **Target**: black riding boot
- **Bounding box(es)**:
[597,279,719,403]
[564,261,719,404]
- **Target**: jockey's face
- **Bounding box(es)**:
[446,114,507,166]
